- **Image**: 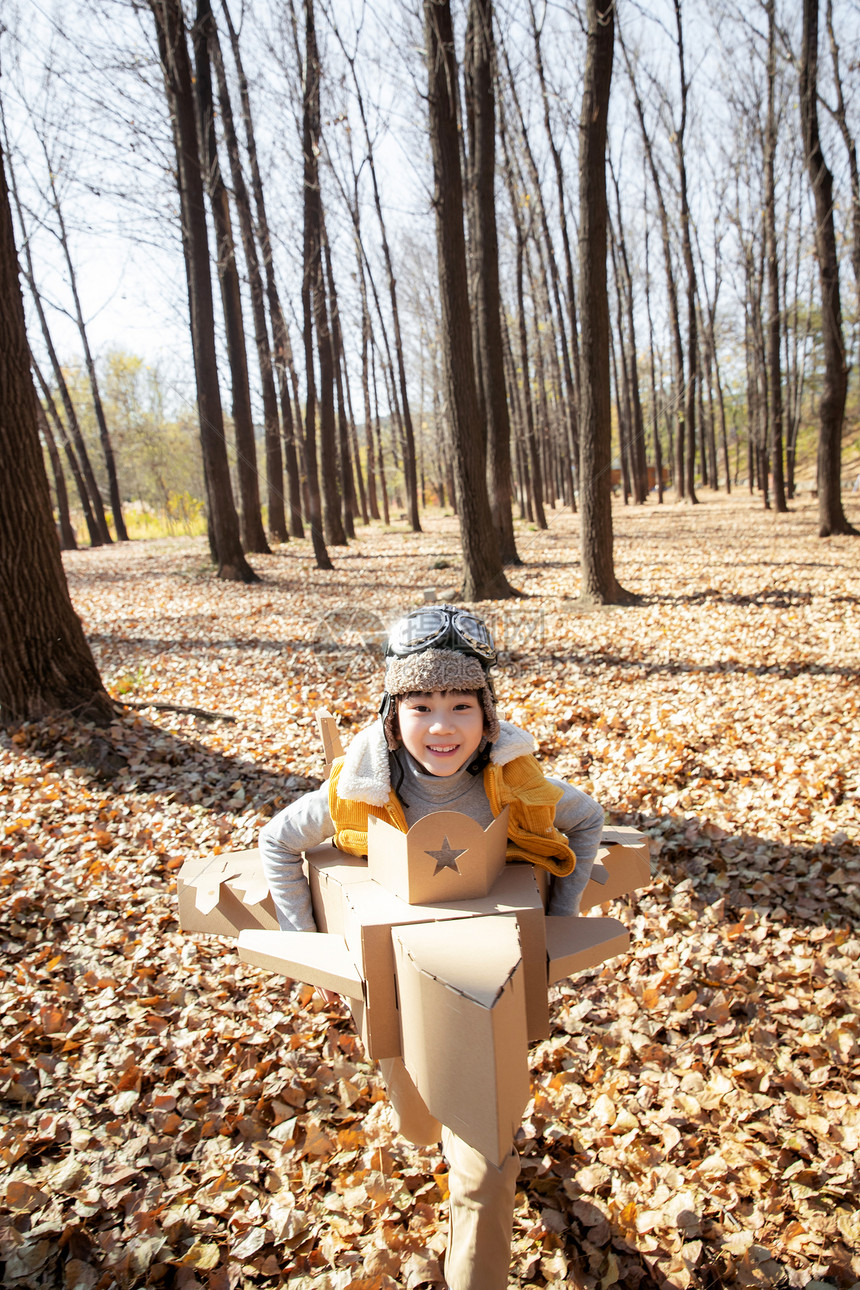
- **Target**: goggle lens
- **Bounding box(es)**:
[386,607,496,663]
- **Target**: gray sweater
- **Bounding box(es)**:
[259,719,605,932]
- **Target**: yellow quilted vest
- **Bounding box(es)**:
[327,752,576,877]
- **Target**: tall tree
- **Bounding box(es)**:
[331,20,421,533]
[299,0,335,569]
[0,140,111,724]
[209,11,287,543]
[41,155,129,540]
[148,0,256,581]
[577,0,629,604]
[464,0,519,564]
[423,0,514,601]
[220,0,304,539]
[619,26,686,502]
[194,0,269,555]
[764,0,787,512]
[671,0,698,505]
[799,0,857,537]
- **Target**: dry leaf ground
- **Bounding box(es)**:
[2,492,859,1290]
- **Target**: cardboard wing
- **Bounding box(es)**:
[392,914,529,1166]
[237,928,363,999]
[176,850,279,938]
[580,828,651,911]
[545,915,630,984]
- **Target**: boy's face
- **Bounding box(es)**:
[396,690,485,776]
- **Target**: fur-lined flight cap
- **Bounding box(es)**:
[380,606,500,751]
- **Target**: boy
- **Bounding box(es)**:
[260,606,605,1290]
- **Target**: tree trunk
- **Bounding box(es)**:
[149,0,256,581]
[0,141,112,725]
[334,36,421,532]
[464,0,519,564]
[210,13,287,543]
[42,160,129,541]
[32,356,101,545]
[619,24,685,502]
[528,0,581,491]
[220,0,304,539]
[643,205,664,503]
[764,0,787,512]
[423,0,514,601]
[36,400,77,551]
[298,0,334,569]
[799,0,856,536]
[194,0,269,556]
[578,0,628,604]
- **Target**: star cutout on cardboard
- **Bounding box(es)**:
[425,837,466,875]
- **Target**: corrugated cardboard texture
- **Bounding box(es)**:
[366,808,510,904]
[392,915,529,1166]
[545,915,630,984]
[580,830,651,912]
[177,850,279,938]
[306,844,369,935]
[338,862,548,1059]
[237,928,363,998]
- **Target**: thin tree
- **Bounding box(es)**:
[31,353,101,545]
[148,0,256,581]
[301,0,345,550]
[619,24,686,502]
[209,11,287,543]
[220,0,304,539]
[194,0,269,555]
[577,0,631,604]
[328,15,421,532]
[40,153,129,540]
[36,399,77,550]
[0,140,111,724]
[423,0,515,600]
[799,0,857,537]
[670,0,698,505]
[464,0,519,564]
[764,0,787,512]
[298,0,335,568]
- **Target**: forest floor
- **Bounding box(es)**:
[2,492,860,1290]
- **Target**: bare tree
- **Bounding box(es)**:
[799,0,857,537]
[423,0,514,601]
[464,0,518,564]
[578,0,630,604]
[40,154,129,539]
[299,0,335,568]
[194,0,269,555]
[209,10,287,543]
[220,0,304,539]
[764,0,787,511]
[148,0,256,581]
[0,139,111,724]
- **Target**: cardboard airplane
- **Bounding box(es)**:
[176,712,651,1164]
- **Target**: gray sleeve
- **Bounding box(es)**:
[546,778,605,917]
[258,783,335,932]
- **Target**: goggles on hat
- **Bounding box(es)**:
[384,605,497,667]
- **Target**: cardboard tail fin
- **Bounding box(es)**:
[316,708,345,779]
[580,832,652,911]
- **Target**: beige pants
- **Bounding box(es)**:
[379,1058,519,1290]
